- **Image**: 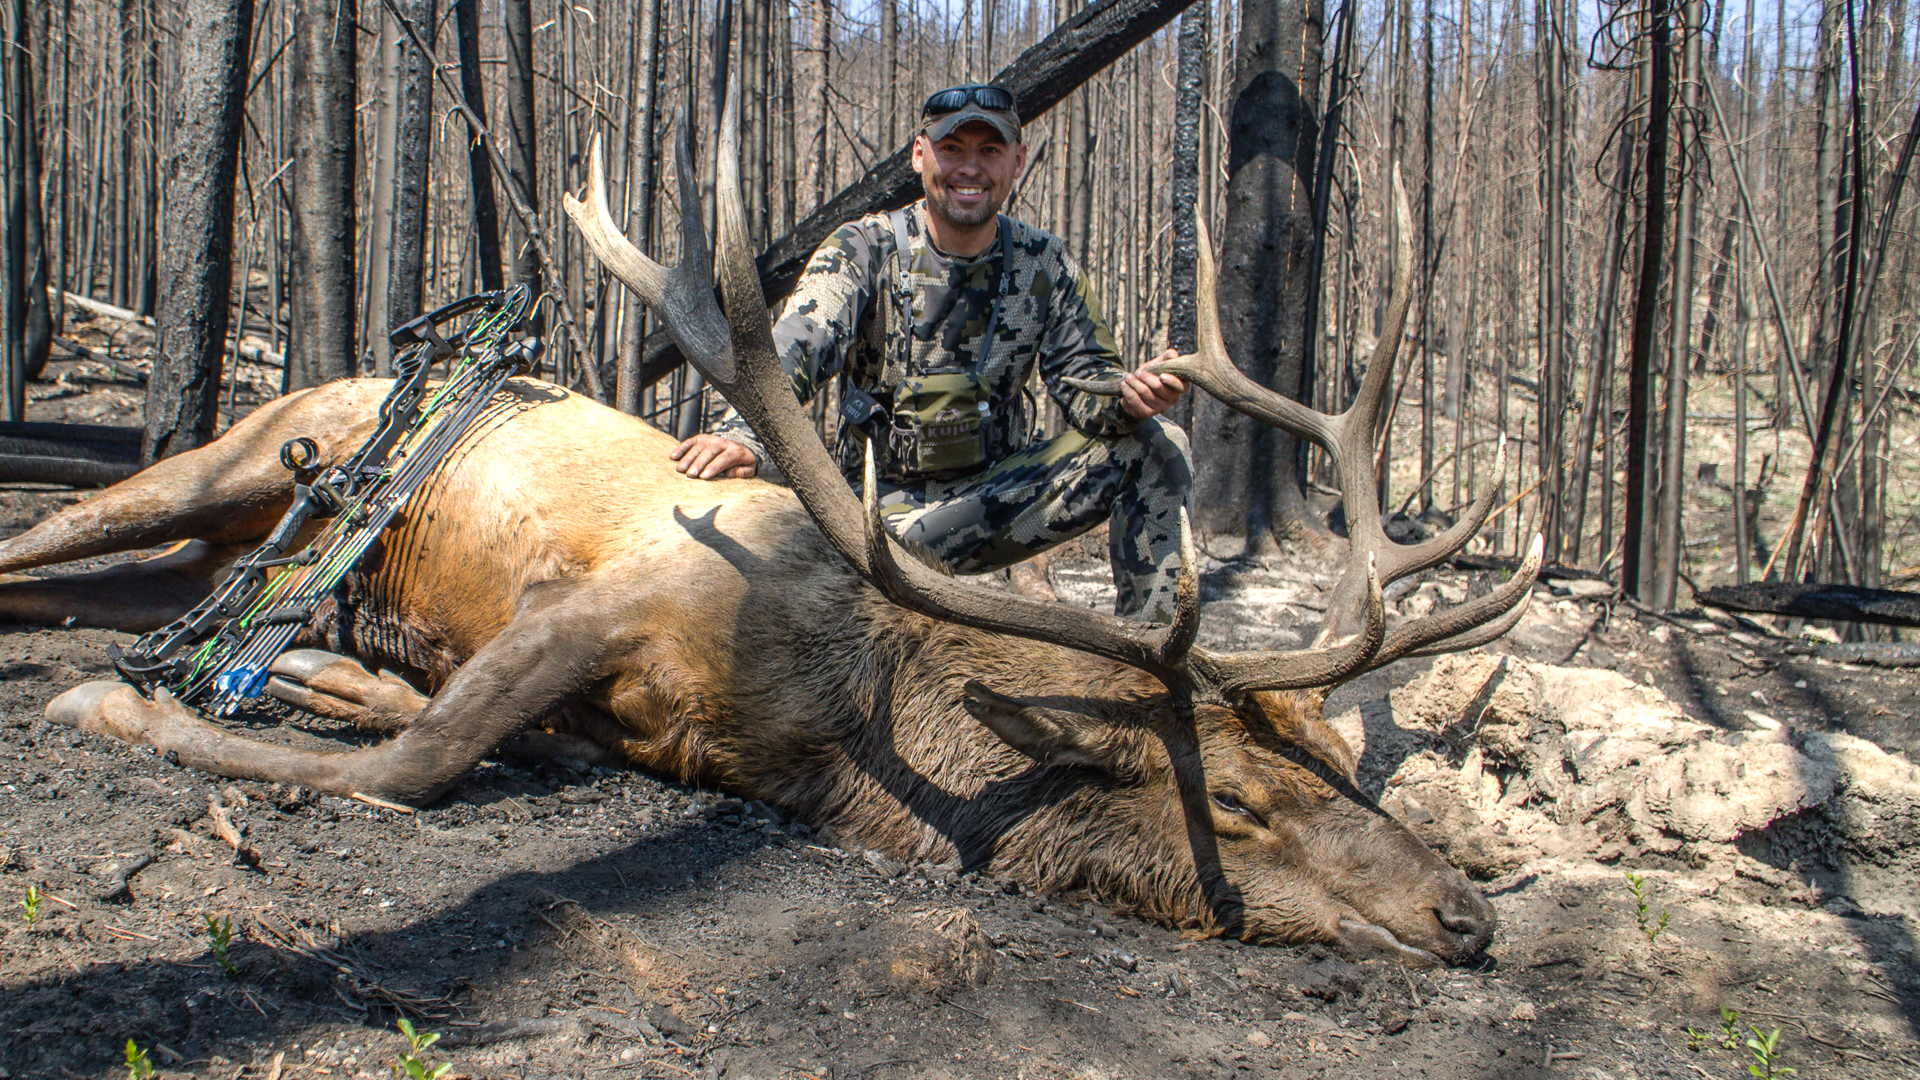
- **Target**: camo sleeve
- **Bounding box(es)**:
[712,220,886,468]
[1037,249,1139,438]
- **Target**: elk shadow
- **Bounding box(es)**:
[829,685,1249,935]
[673,504,764,576]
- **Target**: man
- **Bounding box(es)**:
[671,83,1193,622]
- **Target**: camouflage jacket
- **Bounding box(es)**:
[714,200,1136,480]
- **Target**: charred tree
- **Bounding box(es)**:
[453,0,501,292]
[287,0,356,390]
[617,0,664,415]
[148,0,253,461]
[1621,0,1673,600]
[1652,0,1702,608]
[1166,1,1207,357]
[1193,0,1325,549]
[503,0,540,293]
[386,0,436,346]
[2,0,48,416]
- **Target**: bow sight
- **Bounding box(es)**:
[110,286,543,715]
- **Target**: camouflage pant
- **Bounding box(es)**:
[875,416,1193,622]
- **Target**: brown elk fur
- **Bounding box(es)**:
[3,378,1495,965]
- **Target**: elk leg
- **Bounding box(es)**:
[0,383,378,577]
[0,539,256,631]
[265,650,431,734]
[46,577,619,804]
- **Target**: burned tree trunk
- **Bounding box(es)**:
[1652,0,1703,608]
[1166,0,1207,356]
[616,0,664,415]
[287,0,356,390]
[3,0,48,417]
[11,0,50,387]
[147,0,252,462]
[386,0,436,348]
[503,0,540,293]
[1193,0,1325,550]
[453,0,501,293]
[1621,0,1672,601]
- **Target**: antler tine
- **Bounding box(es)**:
[1187,555,1386,697]
[670,118,716,314]
[1344,164,1414,448]
[1152,215,1338,449]
[563,134,670,309]
[1368,435,1509,586]
[1368,534,1542,669]
[712,88,780,369]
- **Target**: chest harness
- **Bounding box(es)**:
[839,209,1020,481]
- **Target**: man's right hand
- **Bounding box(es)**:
[670,434,758,480]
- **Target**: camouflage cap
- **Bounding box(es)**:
[919,83,1022,144]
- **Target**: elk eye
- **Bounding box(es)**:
[1210,791,1262,826]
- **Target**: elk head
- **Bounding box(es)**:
[565,93,1540,966]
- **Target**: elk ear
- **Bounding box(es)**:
[1247,690,1360,783]
[962,680,1128,773]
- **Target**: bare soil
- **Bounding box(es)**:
[0,341,1915,1080]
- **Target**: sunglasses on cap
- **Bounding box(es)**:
[922,84,1015,116]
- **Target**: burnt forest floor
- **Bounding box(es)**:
[0,340,1915,1080]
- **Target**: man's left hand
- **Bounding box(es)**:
[1121,348,1188,420]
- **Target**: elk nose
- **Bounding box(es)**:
[1435,890,1497,954]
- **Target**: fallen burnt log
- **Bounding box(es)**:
[1795,642,1920,668]
[1449,552,1610,583]
[0,421,142,487]
[1696,582,1920,629]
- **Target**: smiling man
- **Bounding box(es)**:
[671,83,1193,622]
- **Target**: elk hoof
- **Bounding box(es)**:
[47,680,200,746]
[269,648,357,683]
[268,649,428,732]
[1335,918,1442,969]
[46,680,130,730]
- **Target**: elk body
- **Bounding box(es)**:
[2,108,1538,968]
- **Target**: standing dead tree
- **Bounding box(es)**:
[286,0,356,390]
[146,0,252,461]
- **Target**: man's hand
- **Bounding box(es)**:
[670,434,758,480]
[1120,348,1188,420]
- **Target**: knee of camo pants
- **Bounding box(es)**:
[1110,415,1195,623]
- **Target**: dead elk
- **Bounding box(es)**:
[0,114,1538,969]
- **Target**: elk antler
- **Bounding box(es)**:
[1149,166,1541,684]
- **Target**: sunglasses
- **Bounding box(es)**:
[922,85,1015,116]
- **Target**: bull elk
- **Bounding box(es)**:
[0,99,1538,967]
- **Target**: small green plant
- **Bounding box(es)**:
[203,914,237,977]
[1719,1006,1744,1050]
[125,1039,155,1080]
[21,885,42,924]
[393,1017,452,1080]
[1683,1025,1713,1052]
[1624,870,1669,944]
[1744,1025,1797,1079]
